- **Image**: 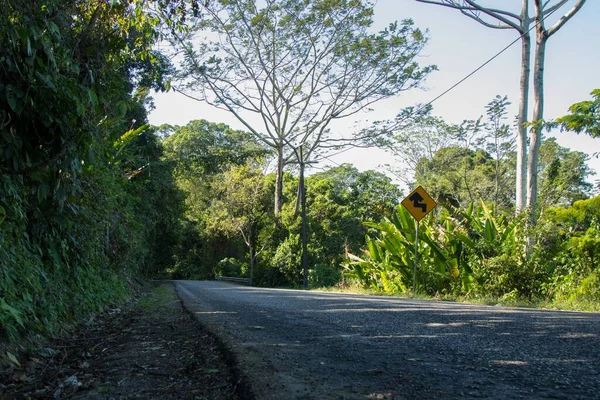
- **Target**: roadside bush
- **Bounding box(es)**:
[216,258,244,277]
[535,196,600,303]
[309,263,342,288]
[471,253,546,299]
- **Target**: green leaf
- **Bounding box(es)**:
[484,219,495,242]
[118,102,127,116]
[366,236,381,262]
[35,72,56,90]
[0,205,5,225]
[1,299,24,327]
[452,231,476,249]
[6,351,20,367]
[5,85,18,112]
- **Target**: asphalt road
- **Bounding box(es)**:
[174,281,600,400]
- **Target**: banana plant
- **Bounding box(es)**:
[447,200,520,259]
[344,206,460,293]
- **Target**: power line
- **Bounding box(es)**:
[322,5,564,170]
[422,5,564,110]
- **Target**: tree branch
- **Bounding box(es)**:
[547,0,586,37]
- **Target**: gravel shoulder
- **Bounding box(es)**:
[1,283,253,400]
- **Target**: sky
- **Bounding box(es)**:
[148,0,600,189]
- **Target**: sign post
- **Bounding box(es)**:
[401,186,437,296]
[413,221,419,296]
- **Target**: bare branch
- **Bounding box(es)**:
[543,0,569,15]
[416,0,522,30]
[547,0,586,37]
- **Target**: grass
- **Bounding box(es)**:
[137,285,173,313]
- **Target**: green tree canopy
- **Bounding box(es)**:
[162,119,267,176]
[169,0,435,213]
[556,89,600,138]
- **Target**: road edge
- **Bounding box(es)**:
[172,281,256,400]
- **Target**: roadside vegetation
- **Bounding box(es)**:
[1,0,598,366]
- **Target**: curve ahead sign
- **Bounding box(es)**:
[401,186,437,222]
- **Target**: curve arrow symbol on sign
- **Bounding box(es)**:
[409,192,427,213]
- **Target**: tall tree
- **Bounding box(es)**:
[415,0,587,222]
[170,0,434,214]
[415,0,532,213]
[204,163,273,285]
[527,0,587,223]
[483,95,515,211]
[385,115,457,186]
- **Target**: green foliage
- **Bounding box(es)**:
[162,120,266,177]
[162,120,268,278]
[251,165,402,287]
[344,200,530,297]
[344,206,458,294]
[343,191,600,308]
[216,258,244,277]
[534,196,600,303]
[555,89,600,138]
[537,138,592,209]
[309,263,342,288]
[416,146,499,208]
[0,1,182,343]
[415,139,591,214]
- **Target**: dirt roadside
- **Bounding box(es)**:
[1,283,253,400]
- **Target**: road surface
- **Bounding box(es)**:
[174,281,600,399]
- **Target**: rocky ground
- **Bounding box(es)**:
[1,283,253,400]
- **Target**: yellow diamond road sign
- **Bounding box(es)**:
[401,186,437,222]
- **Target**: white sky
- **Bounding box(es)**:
[148,0,600,189]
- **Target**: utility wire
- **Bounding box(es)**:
[424,9,560,108]
[320,5,564,169]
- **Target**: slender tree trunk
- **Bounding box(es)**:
[515,31,530,215]
[527,30,548,224]
[495,148,500,212]
[274,146,284,215]
[299,147,309,289]
[249,244,255,286]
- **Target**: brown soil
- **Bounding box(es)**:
[1,283,253,400]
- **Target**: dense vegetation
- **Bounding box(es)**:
[0,0,183,345]
[1,0,598,351]
[346,95,599,308]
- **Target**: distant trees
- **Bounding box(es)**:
[169,0,435,214]
[204,164,274,285]
[399,97,592,214]
[161,120,267,278]
[159,120,403,287]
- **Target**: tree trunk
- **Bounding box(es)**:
[494,147,500,212]
[515,31,530,215]
[249,244,255,286]
[299,147,309,289]
[274,146,284,215]
[527,27,548,225]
